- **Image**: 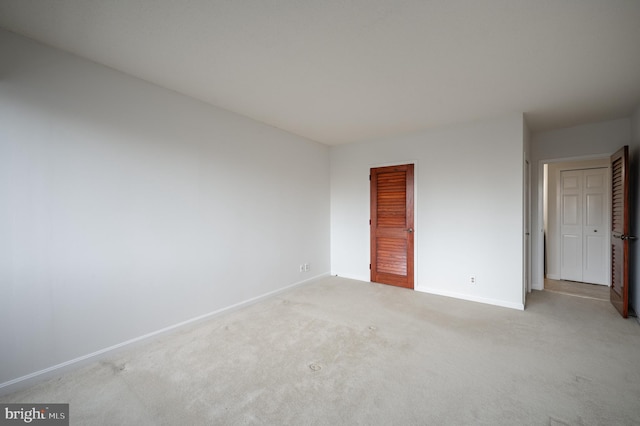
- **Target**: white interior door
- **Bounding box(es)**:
[582,169,608,284]
[560,168,608,285]
[560,170,583,281]
[524,160,531,296]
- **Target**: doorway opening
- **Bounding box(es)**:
[370,163,415,289]
[542,156,612,293]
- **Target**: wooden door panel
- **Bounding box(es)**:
[370,164,414,289]
[610,146,629,318]
[611,243,624,292]
[377,171,407,228]
[376,238,407,275]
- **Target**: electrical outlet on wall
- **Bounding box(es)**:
[299,265,305,272]
[304,263,310,272]
[470,276,476,284]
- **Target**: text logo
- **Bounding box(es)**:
[0,404,68,426]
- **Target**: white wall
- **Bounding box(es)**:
[530,119,631,290]
[630,105,640,315]
[330,115,525,309]
[0,30,330,388]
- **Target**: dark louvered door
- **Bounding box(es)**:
[610,146,630,318]
[370,164,414,289]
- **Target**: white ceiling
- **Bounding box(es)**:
[1,0,640,145]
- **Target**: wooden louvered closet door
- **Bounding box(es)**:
[370,164,414,289]
[610,146,629,318]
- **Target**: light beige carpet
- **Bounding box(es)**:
[544,278,609,301]
[2,276,640,425]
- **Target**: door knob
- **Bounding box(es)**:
[407,228,414,233]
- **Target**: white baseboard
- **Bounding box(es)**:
[546,273,560,280]
[416,287,525,311]
[0,272,330,396]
